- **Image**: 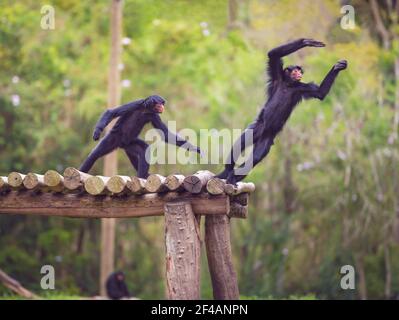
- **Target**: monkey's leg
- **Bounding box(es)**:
[227,136,274,184]
[125,140,150,179]
[79,133,120,173]
[123,146,139,172]
[217,128,254,179]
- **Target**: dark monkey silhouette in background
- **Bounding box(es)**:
[217,38,348,184]
[79,95,201,178]
[106,271,130,300]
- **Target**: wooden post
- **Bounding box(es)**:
[100,0,123,296]
[205,215,239,300]
[164,201,201,299]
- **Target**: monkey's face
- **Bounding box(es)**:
[290,68,303,82]
[154,103,164,113]
[144,95,166,113]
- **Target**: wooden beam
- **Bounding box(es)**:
[106,175,131,194]
[23,173,45,191]
[164,201,201,299]
[44,170,65,192]
[126,176,146,193]
[0,177,10,192]
[225,182,255,195]
[183,170,214,194]
[8,172,26,189]
[206,178,226,195]
[165,174,185,191]
[0,191,230,218]
[84,176,110,195]
[145,174,167,193]
[205,214,239,299]
[63,167,92,191]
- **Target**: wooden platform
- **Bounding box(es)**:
[0,168,255,219]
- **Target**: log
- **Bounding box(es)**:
[63,167,92,191]
[126,176,146,194]
[0,176,10,192]
[43,170,64,192]
[0,191,230,218]
[183,170,214,194]
[7,172,26,189]
[145,174,167,193]
[164,201,201,299]
[224,182,255,195]
[0,268,38,299]
[84,176,110,195]
[228,202,248,219]
[206,178,226,195]
[230,193,249,206]
[23,173,45,191]
[205,215,239,299]
[165,174,185,191]
[106,175,131,194]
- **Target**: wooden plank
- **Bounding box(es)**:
[0,191,230,218]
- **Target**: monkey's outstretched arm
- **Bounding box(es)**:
[303,60,347,100]
[267,38,325,82]
[92,99,144,140]
[151,115,201,153]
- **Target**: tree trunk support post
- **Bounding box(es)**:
[205,214,240,300]
[164,201,201,300]
[164,199,239,300]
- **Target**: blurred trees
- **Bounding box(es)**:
[0,0,398,299]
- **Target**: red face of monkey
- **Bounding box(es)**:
[154,103,164,113]
[290,68,303,81]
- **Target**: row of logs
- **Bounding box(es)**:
[0,168,255,196]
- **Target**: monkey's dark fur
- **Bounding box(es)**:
[217,38,347,184]
[79,95,200,178]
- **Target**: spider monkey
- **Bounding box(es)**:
[217,38,348,184]
[79,95,201,178]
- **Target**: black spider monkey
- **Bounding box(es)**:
[217,38,348,184]
[106,271,130,300]
[79,95,201,178]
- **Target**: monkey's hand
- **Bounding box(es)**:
[333,59,348,71]
[302,39,326,47]
[93,127,102,141]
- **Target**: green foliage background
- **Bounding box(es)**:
[0,0,398,299]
